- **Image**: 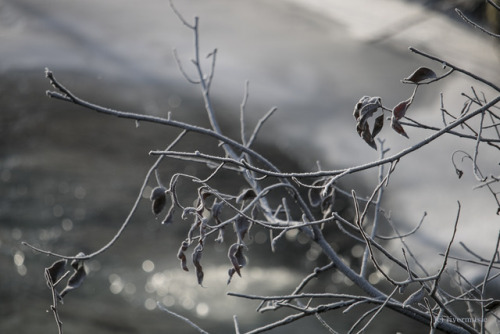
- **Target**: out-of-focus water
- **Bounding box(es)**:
[1,0,500,333]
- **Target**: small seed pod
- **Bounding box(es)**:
[150,186,167,215]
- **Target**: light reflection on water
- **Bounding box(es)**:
[13,250,27,276]
[98,261,304,321]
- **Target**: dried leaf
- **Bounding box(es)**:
[177,240,190,271]
[391,116,409,138]
[67,266,86,289]
[59,266,86,299]
[353,96,383,150]
[211,200,224,225]
[70,252,86,270]
[403,67,437,84]
[151,186,167,215]
[392,98,412,120]
[236,188,257,203]
[372,113,385,139]
[227,268,237,285]
[150,186,167,201]
[192,243,204,286]
[360,121,377,150]
[227,243,246,284]
[234,215,251,243]
[353,96,382,124]
[45,259,67,286]
[360,102,382,124]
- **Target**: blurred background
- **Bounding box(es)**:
[1,0,500,333]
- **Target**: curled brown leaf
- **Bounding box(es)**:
[45,259,67,286]
[59,266,86,299]
[392,98,412,120]
[151,186,167,215]
[227,243,247,284]
[372,114,385,139]
[391,116,409,138]
[403,67,437,84]
[192,243,204,286]
[353,96,383,150]
[177,240,190,271]
[234,215,251,243]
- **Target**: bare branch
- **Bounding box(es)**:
[240,80,250,146]
[455,9,500,39]
[23,129,188,260]
[431,201,461,296]
[247,107,278,148]
[157,302,210,334]
[409,47,500,92]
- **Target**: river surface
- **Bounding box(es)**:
[1,0,500,333]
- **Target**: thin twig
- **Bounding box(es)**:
[455,9,500,39]
[472,110,487,181]
[360,143,394,277]
[409,47,500,92]
[247,107,278,148]
[377,211,427,241]
[45,268,64,334]
[355,287,398,334]
[480,231,500,333]
[23,130,188,260]
[431,201,461,296]
[240,80,250,146]
[157,302,209,334]
[46,68,500,182]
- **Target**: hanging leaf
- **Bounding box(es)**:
[192,243,204,286]
[211,200,224,225]
[392,98,412,120]
[150,186,167,215]
[372,114,385,139]
[403,67,437,84]
[234,215,251,243]
[45,259,67,286]
[353,96,383,150]
[353,96,382,122]
[70,252,86,270]
[360,121,377,150]
[59,266,86,299]
[227,243,247,284]
[236,188,257,203]
[177,240,190,271]
[391,116,409,138]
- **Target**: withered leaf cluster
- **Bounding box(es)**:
[170,187,252,286]
[44,254,87,301]
[353,67,437,149]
